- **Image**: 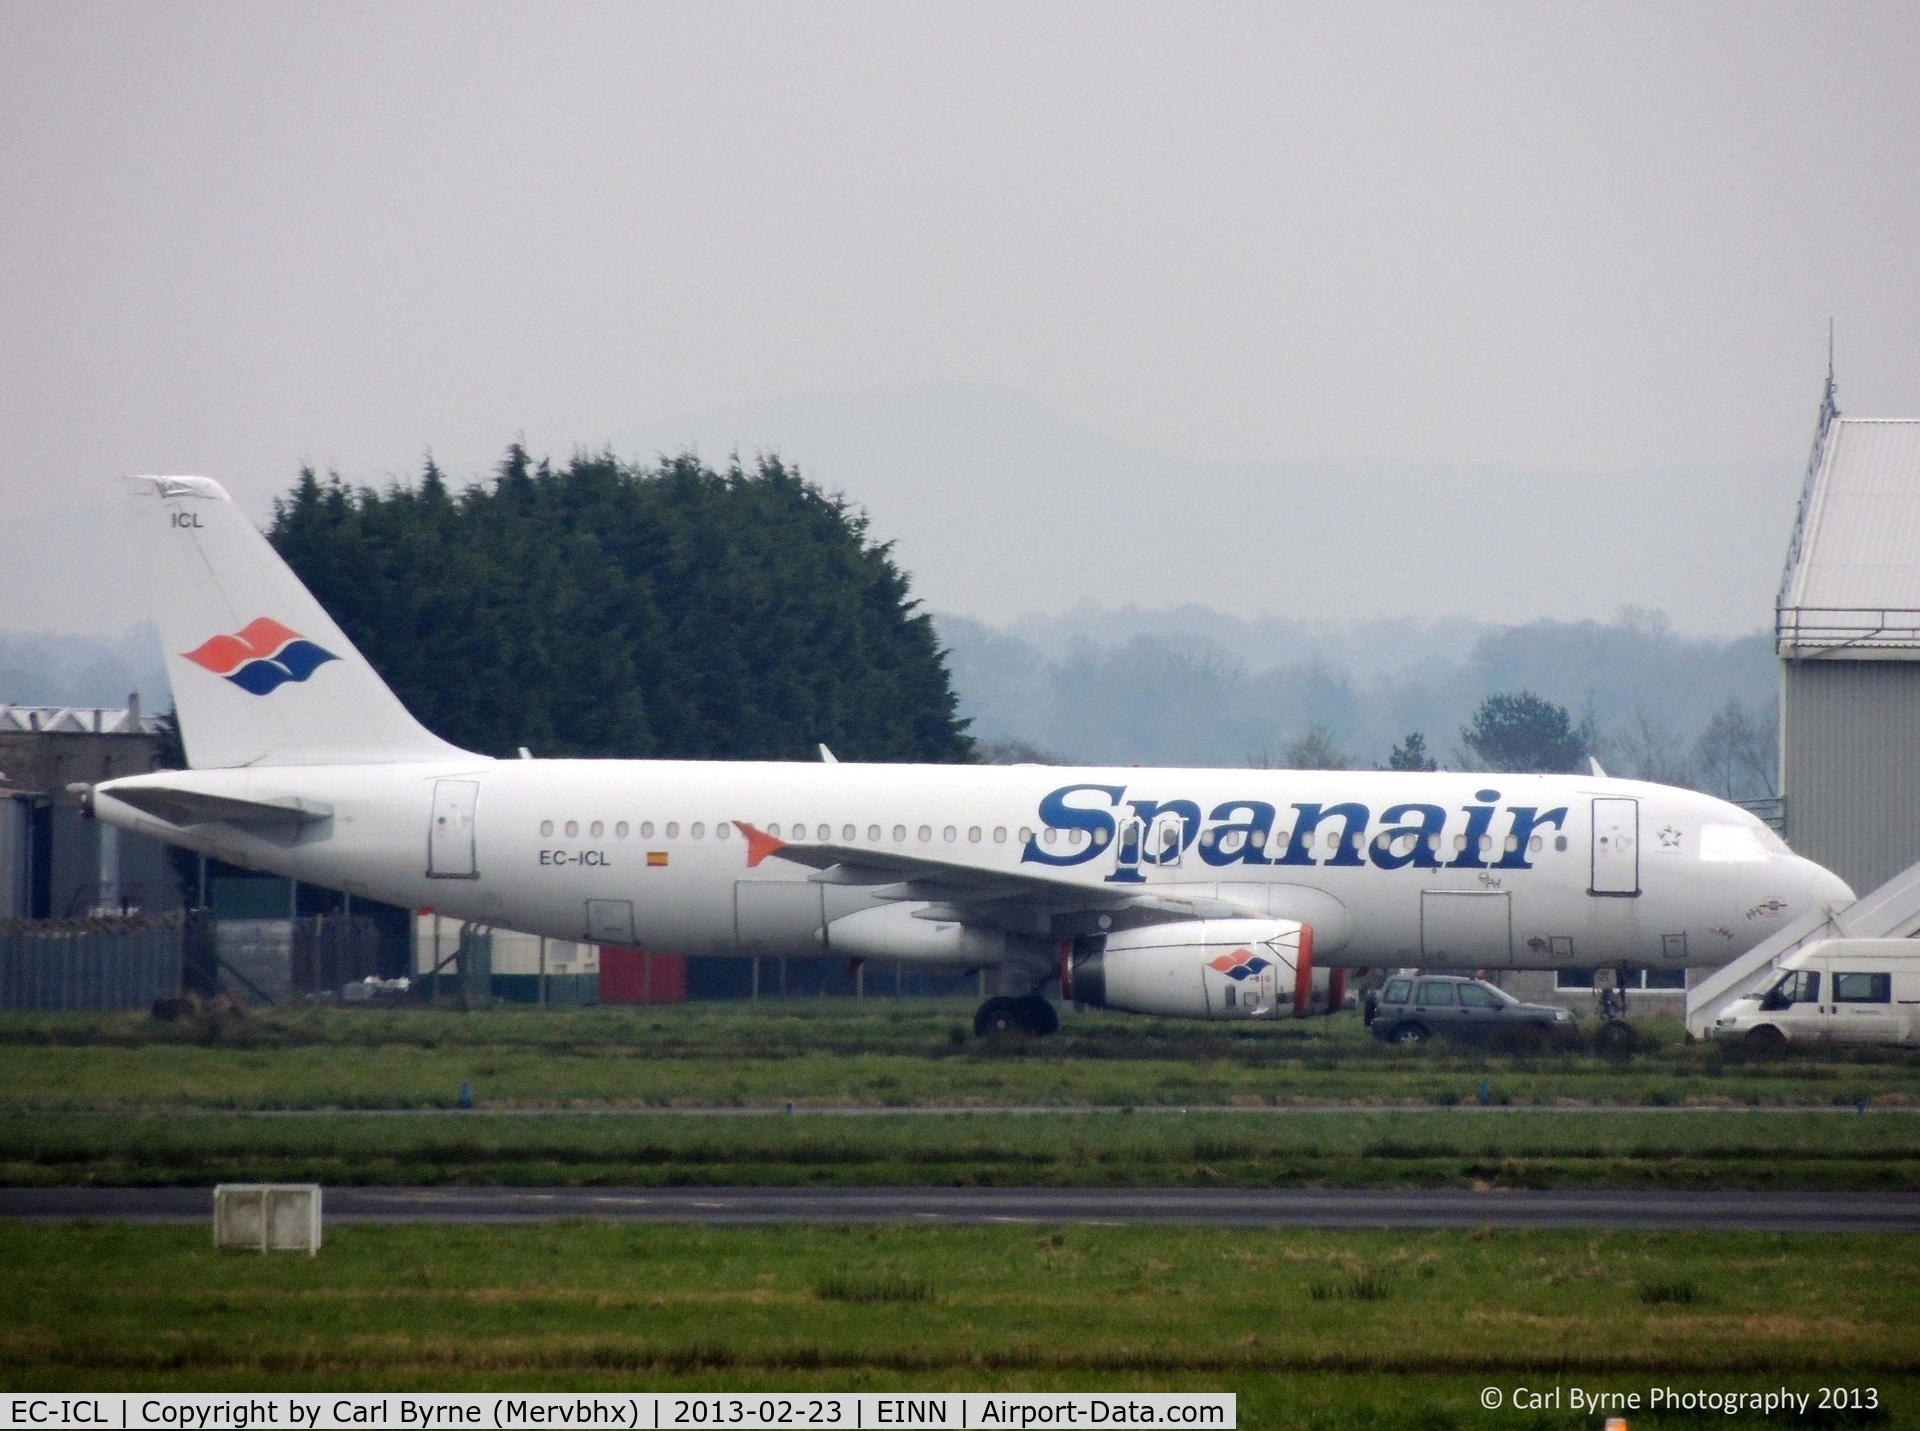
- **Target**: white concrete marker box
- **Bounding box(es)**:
[213,1183,322,1254]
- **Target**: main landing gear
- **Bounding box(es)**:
[974,994,1060,1038]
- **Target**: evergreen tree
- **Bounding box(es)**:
[268,451,973,762]
[1460,691,1594,773]
[1384,732,1438,771]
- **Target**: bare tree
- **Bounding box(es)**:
[1694,699,1776,802]
[1280,723,1353,770]
[1605,709,1693,786]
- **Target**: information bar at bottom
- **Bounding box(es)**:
[2,1394,1235,1431]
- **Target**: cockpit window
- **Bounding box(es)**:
[1700,824,1768,863]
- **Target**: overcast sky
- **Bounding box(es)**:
[3,3,1917,635]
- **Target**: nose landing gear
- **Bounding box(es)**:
[1593,980,1638,1054]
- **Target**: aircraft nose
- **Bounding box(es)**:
[1803,859,1854,912]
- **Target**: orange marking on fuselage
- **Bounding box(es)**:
[735,821,788,869]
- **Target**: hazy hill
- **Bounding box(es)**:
[0,601,1778,802]
[937,604,1775,795]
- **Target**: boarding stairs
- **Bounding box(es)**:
[1685,856,1920,1037]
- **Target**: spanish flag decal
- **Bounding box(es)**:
[647,851,669,868]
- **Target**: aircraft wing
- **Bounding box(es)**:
[735,822,1251,933]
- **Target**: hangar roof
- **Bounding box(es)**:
[0,705,163,736]
[1779,418,1920,659]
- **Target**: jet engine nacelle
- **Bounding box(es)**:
[1064,918,1326,1020]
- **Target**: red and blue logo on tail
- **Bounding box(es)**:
[183,618,338,695]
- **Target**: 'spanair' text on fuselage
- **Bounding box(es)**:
[1022,782,1568,882]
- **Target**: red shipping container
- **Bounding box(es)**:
[599,947,688,1004]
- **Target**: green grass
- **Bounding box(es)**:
[2,1221,1914,1427]
[10,1004,1919,1424]
[5,999,1920,1112]
[7,1002,1920,1190]
[7,1107,1920,1190]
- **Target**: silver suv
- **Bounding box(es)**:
[1367,973,1575,1046]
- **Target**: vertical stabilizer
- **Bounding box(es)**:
[130,476,471,768]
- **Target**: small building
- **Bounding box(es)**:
[412,913,602,1005]
[1776,377,1920,894]
[0,701,181,920]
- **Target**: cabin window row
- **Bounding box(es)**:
[537,819,1031,845]
[1194,828,1548,855]
[533,819,1564,856]
[538,819,709,840]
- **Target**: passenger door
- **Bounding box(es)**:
[1455,980,1505,1033]
[1766,967,1827,1041]
[427,779,479,879]
[1142,813,1185,867]
[1899,972,1920,1046]
[1413,978,1461,1028]
[1589,798,1639,897]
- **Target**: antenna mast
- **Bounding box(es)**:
[1778,324,1841,617]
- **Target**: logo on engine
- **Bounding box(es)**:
[183,618,338,695]
[1207,948,1271,981]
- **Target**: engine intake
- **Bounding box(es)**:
[1065,918,1324,1020]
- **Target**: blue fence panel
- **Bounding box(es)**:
[0,915,183,1010]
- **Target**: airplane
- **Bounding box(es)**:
[90,476,1855,1037]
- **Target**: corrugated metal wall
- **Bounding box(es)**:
[1781,659,1920,892]
[0,798,29,922]
[0,913,183,1010]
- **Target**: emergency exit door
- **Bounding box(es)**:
[427,779,479,879]
[1589,797,1639,897]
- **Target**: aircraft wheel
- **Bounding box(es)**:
[1594,1019,1637,1055]
[974,997,1024,1038]
[1014,994,1060,1036]
[1389,1022,1430,1046]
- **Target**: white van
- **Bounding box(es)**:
[1710,938,1920,1048]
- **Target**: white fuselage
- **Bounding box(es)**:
[95,758,1851,976]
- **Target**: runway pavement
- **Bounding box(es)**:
[6,1185,1920,1231]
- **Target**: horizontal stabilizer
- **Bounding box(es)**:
[105,785,333,832]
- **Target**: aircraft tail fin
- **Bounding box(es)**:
[129,476,470,768]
